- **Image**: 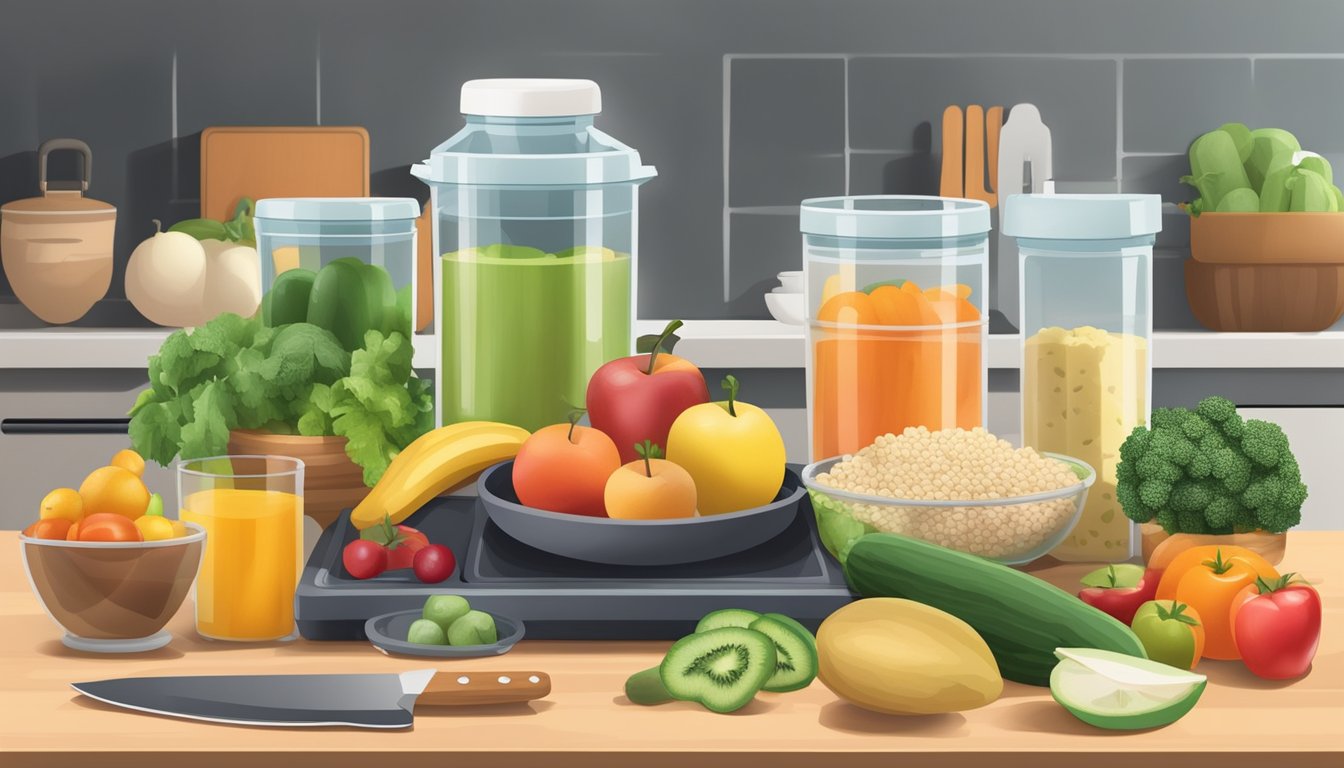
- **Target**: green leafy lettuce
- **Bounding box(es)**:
[129,313,433,486]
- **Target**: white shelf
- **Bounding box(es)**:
[0,321,1341,370]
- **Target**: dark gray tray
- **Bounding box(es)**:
[478,461,805,566]
[296,470,855,641]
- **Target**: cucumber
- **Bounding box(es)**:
[843,533,1147,686]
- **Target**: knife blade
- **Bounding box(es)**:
[71,669,552,729]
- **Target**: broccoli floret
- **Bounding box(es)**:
[1150,428,1197,466]
[1136,452,1182,483]
[1195,395,1238,424]
[1187,451,1213,479]
[1139,479,1173,509]
[1168,480,1215,514]
[1242,419,1289,468]
[1113,395,1307,536]
[1210,447,1251,494]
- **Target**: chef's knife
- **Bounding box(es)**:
[71,669,551,729]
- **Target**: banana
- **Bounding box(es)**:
[351,422,529,530]
[353,421,515,527]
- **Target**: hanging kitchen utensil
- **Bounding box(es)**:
[996,104,1053,205]
[0,139,116,325]
[995,104,1054,328]
[940,105,1005,207]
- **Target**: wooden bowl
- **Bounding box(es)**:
[226,430,370,528]
[1184,260,1344,332]
[1189,211,1344,264]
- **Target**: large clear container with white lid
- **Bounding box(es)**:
[1003,193,1162,562]
[253,197,419,349]
[800,196,991,462]
[412,79,656,432]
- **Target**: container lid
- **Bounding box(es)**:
[1001,194,1163,240]
[1,190,115,217]
[254,197,421,221]
[411,79,656,187]
[460,79,601,117]
[799,196,991,240]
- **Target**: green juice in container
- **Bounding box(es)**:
[413,79,656,431]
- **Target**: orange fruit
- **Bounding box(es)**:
[38,487,84,522]
[78,465,151,521]
[817,291,879,325]
[23,518,74,540]
[604,459,697,520]
[110,449,146,477]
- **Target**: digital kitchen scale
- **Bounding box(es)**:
[296,489,855,641]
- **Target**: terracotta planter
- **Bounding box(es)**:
[226,430,370,528]
[1185,212,1344,331]
[1139,522,1287,566]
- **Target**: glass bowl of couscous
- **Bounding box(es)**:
[802,427,1095,565]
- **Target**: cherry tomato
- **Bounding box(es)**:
[413,544,456,584]
[358,517,430,570]
[76,513,143,543]
[22,518,74,540]
[1230,574,1322,680]
[342,539,388,580]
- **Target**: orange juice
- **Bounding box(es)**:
[181,488,302,641]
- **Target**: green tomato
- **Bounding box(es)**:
[1131,600,1204,671]
[447,610,498,646]
[406,618,448,646]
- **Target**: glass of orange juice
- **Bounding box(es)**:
[177,455,304,642]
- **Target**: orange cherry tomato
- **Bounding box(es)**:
[1156,545,1278,660]
[75,513,143,543]
[22,518,74,540]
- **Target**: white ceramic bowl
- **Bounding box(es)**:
[777,270,805,293]
[765,292,805,325]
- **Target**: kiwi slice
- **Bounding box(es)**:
[624,667,674,705]
[749,614,819,692]
[695,608,761,633]
[659,627,777,713]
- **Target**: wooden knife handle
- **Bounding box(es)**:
[418,671,552,707]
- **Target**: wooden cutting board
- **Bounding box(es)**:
[199,126,370,222]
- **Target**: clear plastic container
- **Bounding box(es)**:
[800,196,991,461]
[253,198,419,348]
[1003,193,1162,562]
[412,79,656,432]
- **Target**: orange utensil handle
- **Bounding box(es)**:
[417,671,552,706]
[940,105,965,198]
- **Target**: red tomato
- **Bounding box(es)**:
[76,513,143,542]
[342,539,388,580]
[22,518,74,540]
[359,518,430,570]
[413,544,456,584]
[1230,574,1322,680]
[1077,566,1161,626]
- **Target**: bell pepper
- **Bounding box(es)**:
[262,267,317,328]
[306,257,398,351]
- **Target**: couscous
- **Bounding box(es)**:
[809,427,1088,560]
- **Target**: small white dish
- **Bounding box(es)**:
[777,270,805,293]
[765,292,805,325]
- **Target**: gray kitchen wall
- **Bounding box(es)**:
[4,0,1344,324]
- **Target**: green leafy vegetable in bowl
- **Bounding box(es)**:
[1182,123,1344,215]
[128,311,433,486]
[1116,395,1308,536]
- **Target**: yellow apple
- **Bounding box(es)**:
[665,375,786,515]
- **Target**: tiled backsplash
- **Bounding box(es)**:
[4,0,1344,326]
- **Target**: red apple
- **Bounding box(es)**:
[586,320,711,464]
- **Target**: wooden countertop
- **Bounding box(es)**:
[4,531,1341,768]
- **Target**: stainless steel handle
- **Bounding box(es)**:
[0,418,129,435]
[37,138,93,194]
